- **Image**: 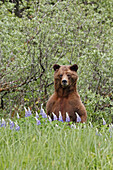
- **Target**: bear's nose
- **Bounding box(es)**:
[62,79,67,85]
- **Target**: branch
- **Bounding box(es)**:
[0,69,45,93]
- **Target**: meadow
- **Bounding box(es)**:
[1,107,113,170]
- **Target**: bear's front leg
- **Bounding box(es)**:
[80,114,87,123]
[46,94,56,117]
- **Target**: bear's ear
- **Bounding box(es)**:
[70,64,78,72]
[53,64,60,71]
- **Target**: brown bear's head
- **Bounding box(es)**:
[53,64,78,90]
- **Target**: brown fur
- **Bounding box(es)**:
[46,64,87,123]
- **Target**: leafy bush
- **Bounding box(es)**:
[0,0,112,123]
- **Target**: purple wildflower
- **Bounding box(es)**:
[24,107,29,117]
[15,121,20,131]
[111,124,113,129]
[109,124,113,132]
[71,124,76,129]
[96,128,102,136]
[40,104,47,118]
[36,111,39,118]
[66,112,70,122]
[28,107,32,116]
[15,125,20,131]
[48,115,52,122]
[35,117,41,125]
[52,112,57,121]
[109,124,113,133]
[96,128,99,136]
[89,122,93,128]
[75,113,81,123]
[17,112,20,119]
[41,112,47,118]
[1,118,6,127]
[102,118,106,125]
[24,107,32,117]
[109,127,112,133]
[9,119,15,129]
[59,111,63,122]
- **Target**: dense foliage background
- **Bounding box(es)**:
[0,0,113,123]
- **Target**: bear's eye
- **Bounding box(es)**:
[67,74,71,78]
[59,74,63,78]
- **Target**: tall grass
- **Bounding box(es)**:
[0,116,113,170]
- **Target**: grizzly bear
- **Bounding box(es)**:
[46,64,87,123]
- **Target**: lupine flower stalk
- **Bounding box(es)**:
[36,111,39,118]
[75,112,81,123]
[24,107,29,117]
[96,128,102,136]
[40,104,47,118]
[102,118,106,125]
[9,119,15,129]
[15,121,20,131]
[1,118,6,127]
[24,107,32,117]
[48,116,52,122]
[66,112,70,122]
[28,107,32,116]
[109,124,113,132]
[89,122,93,128]
[71,124,76,129]
[17,112,20,119]
[59,111,63,122]
[96,128,99,136]
[52,112,57,121]
[35,117,41,125]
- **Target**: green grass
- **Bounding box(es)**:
[0,116,113,170]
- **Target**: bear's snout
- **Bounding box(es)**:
[61,74,69,87]
[62,79,67,86]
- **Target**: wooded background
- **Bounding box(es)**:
[0,0,113,123]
